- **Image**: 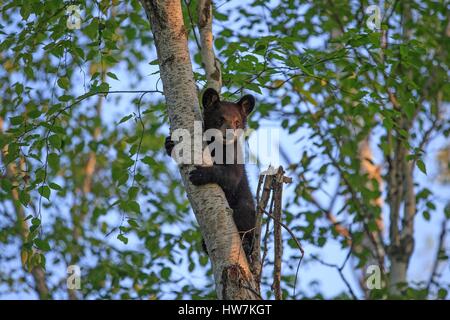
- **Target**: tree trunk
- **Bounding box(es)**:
[0,118,50,299]
[139,0,259,299]
[358,139,386,296]
[386,2,416,295]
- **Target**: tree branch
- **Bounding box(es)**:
[198,0,222,91]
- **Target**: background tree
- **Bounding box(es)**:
[0,0,448,299]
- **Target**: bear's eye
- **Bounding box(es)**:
[217,116,225,125]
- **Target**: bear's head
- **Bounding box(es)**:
[202,88,255,144]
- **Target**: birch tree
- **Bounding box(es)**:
[139,0,259,299]
[0,0,448,300]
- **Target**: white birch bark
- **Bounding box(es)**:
[198,0,222,92]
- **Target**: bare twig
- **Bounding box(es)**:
[183,0,202,52]
[256,167,303,299]
[271,169,284,300]
[311,246,358,300]
[251,172,272,283]
[259,187,275,284]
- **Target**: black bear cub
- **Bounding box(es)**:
[165,88,256,258]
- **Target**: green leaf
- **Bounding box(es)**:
[58,95,73,102]
[317,236,326,247]
[49,182,62,191]
[47,153,59,171]
[398,129,408,138]
[400,44,408,59]
[128,219,139,228]
[34,239,51,251]
[10,116,24,125]
[246,83,261,94]
[31,217,41,226]
[49,135,62,149]
[117,234,128,245]
[0,178,12,191]
[28,107,42,119]
[161,267,172,280]
[19,191,30,206]
[438,288,448,299]
[57,77,70,90]
[38,185,51,200]
[404,101,415,120]
[214,12,228,21]
[111,166,122,182]
[128,186,139,199]
[215,37,226,50]
[417,160,427,175]
[84,18,99,40]
[106,72,119,80]
[20,5,31,20]
[128,200,141,214]
[142,156,157,166]
[118,114,133,125]
[104,55,119,65]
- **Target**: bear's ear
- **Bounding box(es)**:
[237,94,255,115]
[202,88,220,109]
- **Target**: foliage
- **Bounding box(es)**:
[0,0,448,299]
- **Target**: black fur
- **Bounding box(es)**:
[165,88,256,258]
